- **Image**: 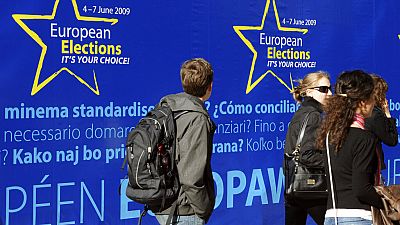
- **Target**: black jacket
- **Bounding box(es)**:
[365,107,398,170]
[325,128,384,210]
[284,97,325,168]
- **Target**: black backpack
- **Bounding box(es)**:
[123,103,185,224]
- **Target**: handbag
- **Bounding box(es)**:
[371,146,400,225]
[372,185,400,225]
[285,112,328,199]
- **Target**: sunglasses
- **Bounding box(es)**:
[310,86,331,93]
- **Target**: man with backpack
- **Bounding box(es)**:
[153,58,216,224]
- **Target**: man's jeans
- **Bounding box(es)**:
[324,217,372,225]
[156,214,204,225]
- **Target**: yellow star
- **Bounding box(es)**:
[233,0,308,94]
[12,0,118,96]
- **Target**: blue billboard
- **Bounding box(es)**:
[1,0,399,224]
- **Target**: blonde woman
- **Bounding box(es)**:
[284,71,332,225]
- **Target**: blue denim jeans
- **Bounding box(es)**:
[155,214,204,225]
[324,217,372,225]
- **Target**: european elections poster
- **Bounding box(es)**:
[1,0,399,224]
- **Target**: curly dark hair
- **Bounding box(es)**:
[371,74,388,109]
[316,70,374,151]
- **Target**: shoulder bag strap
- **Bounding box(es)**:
[326,132,338,225]
[292,112,311,156]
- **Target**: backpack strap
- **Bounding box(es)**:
[160,175,167,210]
[158,110,192,224]
[174,110,189,120]
[166,200,178,225]
[137,205,149,225]
[171,110,190,163]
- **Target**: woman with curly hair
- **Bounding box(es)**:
[365,75,398,184]
[316,70,384,225]
[284,71,331,225]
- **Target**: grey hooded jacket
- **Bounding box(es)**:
[155,92,216,222]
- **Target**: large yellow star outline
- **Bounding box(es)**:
[233,0,308,94]
[12,0,118,96]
